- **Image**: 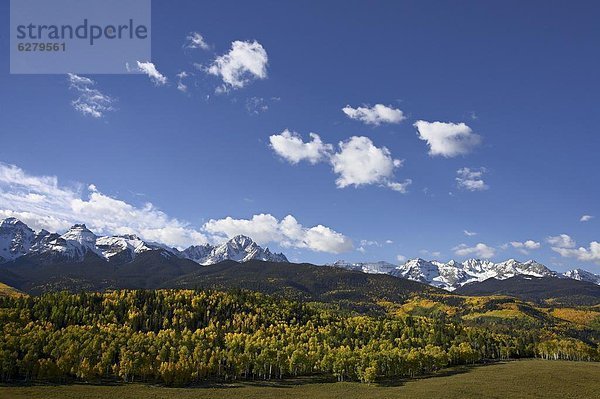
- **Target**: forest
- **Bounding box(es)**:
[0,289,598,386]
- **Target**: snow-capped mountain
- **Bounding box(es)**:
[330,260,398,274]
[95,234,159,263]
[2,218,597,290]
[563,268,600,285]
[182,235,288,265]
[1,221,171,263]
[394,258,556,291]
[390,258,470,290]
[0,218,288,266]
[0,218,35,262]
[47,224,102,261]
[333,257,579,291]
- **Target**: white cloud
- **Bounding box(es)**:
[385,240,394,244]
[136,61,168,86]
[67,73,115,118]
[204,214,353,254]
[185,32,210,50]
[413,120,481,157]
[546,234,576,249]
[510,240,541,254]
[463,230,477,236]
[342,104,406,126]
[269,133,410,193]
[386,179,413,193]
[176,71,189,92]
[246,97,269,115]
[453,243,495,259]
[580,215,594,222]
[269,130,333,164]
[397,254,406,263]
[547,234,600,264]
[511,240,541,250]
[360,240,380,247]
[68,73,94,86]
[456,167,489,191]
[0,163,205,248]
[552,242,600,264]
[514,241,540,250]
[0,163,352,254]
[331,136,406,190]
[419,249,442,258]
[207,40,268,91]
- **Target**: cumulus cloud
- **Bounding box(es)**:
[269,132,410,193]
[207,40,268,91]
[547,233,600,264]
[204,214,353,254]
[510,240,541,254]
[397,254,407,263]
[269,130,333,164]
[136,61,168,86]
[342,104,406,126]
[331,136,408,190]
[511,240,541,249]
[456,167,489,191]
[67,73,115,118]
[185,32,210,50]
[413,120,481,157]
[0,163,352,253]
[546,234,576,249]
[0,163,205,247]
[463,230,477,236]
[453,243,495,259]
[580,215,594,222]
[552,242,600,264]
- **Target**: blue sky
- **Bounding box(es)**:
[0,1,599,271]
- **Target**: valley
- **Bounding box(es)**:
[0,217,599,391]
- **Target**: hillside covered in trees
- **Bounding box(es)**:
[1,289,599,386]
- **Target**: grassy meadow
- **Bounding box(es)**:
[1,360,598,399]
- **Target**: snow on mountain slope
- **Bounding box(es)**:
[1,218,597,288]
[183,235,288,265]
[0,218,35,262]
[95,234,158,261]
[331,260,396,274]
[563,268,600,285]
[391,258,440,282]
[393,258,556,291]
[60,224,97,248]
[181,244,213,264]
[335,257,561,291]
[0,218,288,266]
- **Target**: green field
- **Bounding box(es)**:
[1,360,598,399]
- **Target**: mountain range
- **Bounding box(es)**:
[1,217,599,296]
[331,258,600,291]
[0,217,287,266]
